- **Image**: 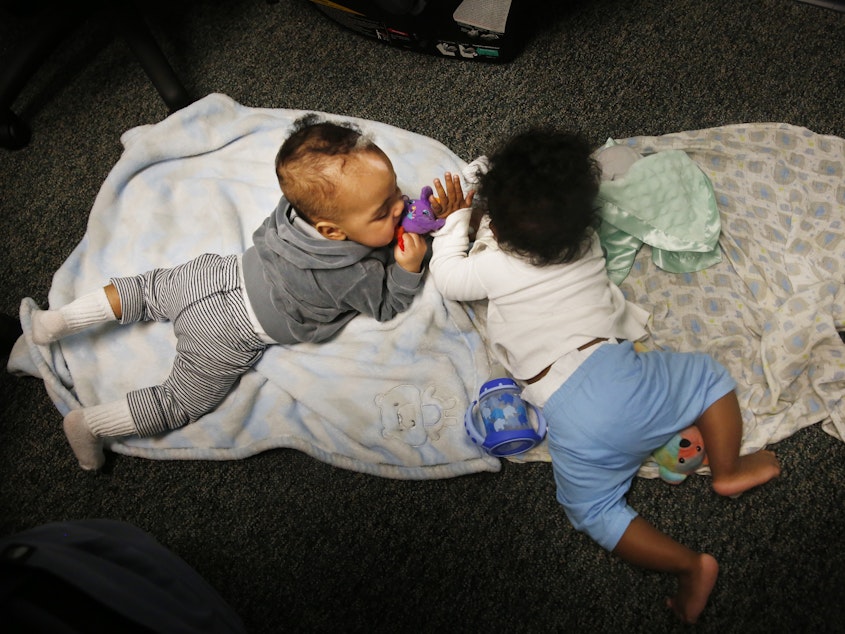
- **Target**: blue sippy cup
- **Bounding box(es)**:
[464,378,547,457]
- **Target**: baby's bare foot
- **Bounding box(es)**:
[63,410,104,471]
[712,450,780,498]
[667,553,719,624]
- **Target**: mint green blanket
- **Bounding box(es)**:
[598,145,722,284]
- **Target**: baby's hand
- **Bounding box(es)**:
[429,172,475,220]
[394,230,427,273]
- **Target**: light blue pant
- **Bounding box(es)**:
[543,341,736,551]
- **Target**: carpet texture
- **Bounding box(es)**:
[1,1,843,632]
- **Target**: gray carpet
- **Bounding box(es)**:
[1,1,844,631]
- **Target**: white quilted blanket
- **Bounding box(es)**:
[626,124,845,453]
[9,94,845,478]
[519,123,845,474]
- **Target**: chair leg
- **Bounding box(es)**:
[1,313,22,358]
[0,2,192,150]
[110,4,192,113]
[0,5,87,150]
[0,108,31,150]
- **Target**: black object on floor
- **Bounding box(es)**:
[0,1,192,150]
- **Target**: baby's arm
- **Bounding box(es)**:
[341,256,424,322]
[429,208,488,301]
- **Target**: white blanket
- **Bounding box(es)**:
[10,94,845,479]
[12,94,500,479]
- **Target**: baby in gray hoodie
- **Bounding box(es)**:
[31,114,473,470]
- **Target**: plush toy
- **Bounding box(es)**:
[651,425,708,484]
[395,185,444,250]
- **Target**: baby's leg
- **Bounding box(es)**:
[61,345,242,470]
[31,285,120,344]
[696,391,780,498]
[63,399,136,470]
[614,517,718,624]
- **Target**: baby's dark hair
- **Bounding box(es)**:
[275,113,382,222]
[477,128,601,266]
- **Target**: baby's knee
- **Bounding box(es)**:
[562,497,639,551]
[128,387,192,436]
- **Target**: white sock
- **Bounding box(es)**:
[63,411,104,471]
[83,399,137,438]
[31,289,116,344]
[63,400,136,471]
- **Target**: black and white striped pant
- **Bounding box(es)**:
[111,254,268,436]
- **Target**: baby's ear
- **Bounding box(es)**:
[314,221,347,241]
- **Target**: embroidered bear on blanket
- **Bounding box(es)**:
[376,384,457,446]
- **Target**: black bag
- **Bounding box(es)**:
[0,519,245,633]
[307,0,527,63]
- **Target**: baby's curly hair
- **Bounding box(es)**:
[275,113,382,223]
[477,128,601,266]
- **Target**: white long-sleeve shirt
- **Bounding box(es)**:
[429,208,650,382]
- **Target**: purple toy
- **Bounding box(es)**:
[396,186,444,250]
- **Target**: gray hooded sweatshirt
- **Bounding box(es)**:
[242,198,424,345]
